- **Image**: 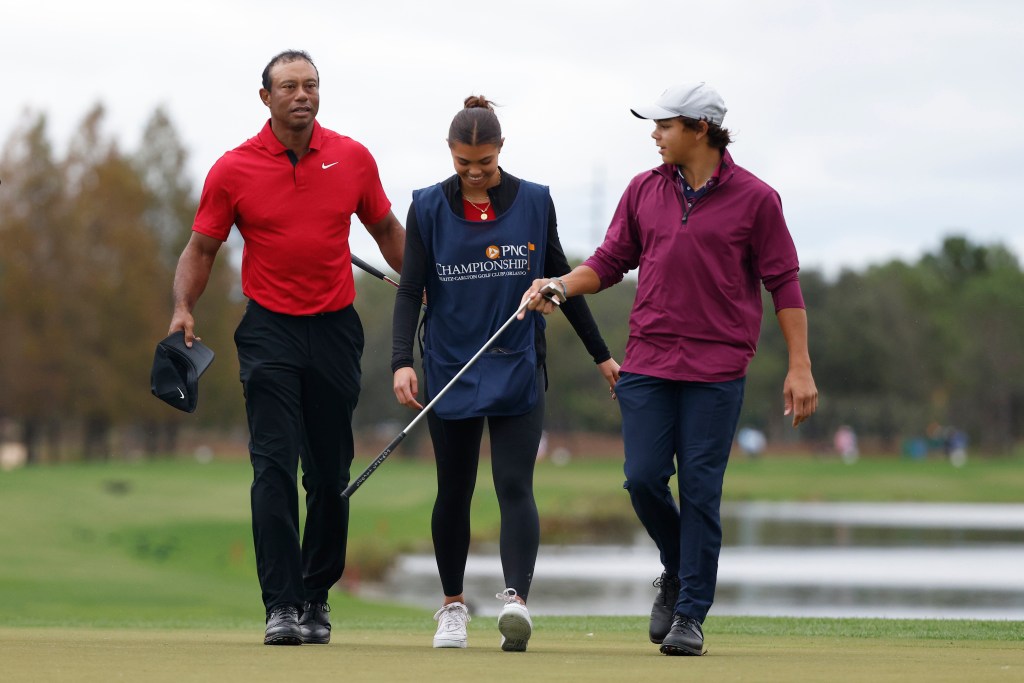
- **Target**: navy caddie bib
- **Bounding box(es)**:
[414,179,549,419]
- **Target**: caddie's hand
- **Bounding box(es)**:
[394,367,423,410]
[783,366,818,427]
[518,278,563,319]
[168,309,200,347]
[597,358,621,400]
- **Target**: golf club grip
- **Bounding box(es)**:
[342,431,408,498]
[351,254,399,288]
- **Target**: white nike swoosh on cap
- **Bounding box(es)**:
[178,388,185,399]
[322,162,339,169]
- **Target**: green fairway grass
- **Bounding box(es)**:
[1,454,1022,681]
[3,614,1023,683]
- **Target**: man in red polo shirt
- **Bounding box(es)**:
[522,82,817,656]
[168,50,404,646]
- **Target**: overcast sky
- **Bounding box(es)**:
[3,0,1022,276]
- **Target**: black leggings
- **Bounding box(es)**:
[426,372,544,601]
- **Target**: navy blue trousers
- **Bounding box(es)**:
[234,300,363,613]
[616,371,744,622]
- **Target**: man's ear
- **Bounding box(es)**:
[259,88,270,107]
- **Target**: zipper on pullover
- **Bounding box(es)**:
[676,182,715,226]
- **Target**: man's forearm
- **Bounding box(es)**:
[776,307,812,369]
[558,265,602,298]
[172,236,220,313]
[367,211,406,275]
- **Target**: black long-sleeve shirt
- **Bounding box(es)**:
[391,169,611,372]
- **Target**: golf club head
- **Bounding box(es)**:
[540,281,563,306]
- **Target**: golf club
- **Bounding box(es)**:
[351,253,399,288]
[351,252,429,312]
[342,283,563,498]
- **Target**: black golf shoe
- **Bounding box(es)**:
[659,614,704,656]
[264,604,303,645]
[649,571,681,644]
[299,602,331,644]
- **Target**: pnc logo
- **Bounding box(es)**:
[485,245,501,260]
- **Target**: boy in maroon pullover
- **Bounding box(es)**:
[522,82,818,656]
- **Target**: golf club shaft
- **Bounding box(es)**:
[351,253,399,288]
[342,297,535,498]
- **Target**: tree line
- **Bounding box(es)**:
[1,107,1021,461]
[0,106,244,462]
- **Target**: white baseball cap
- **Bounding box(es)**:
[631,82,727,126]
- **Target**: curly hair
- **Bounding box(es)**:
[680,117,733,151]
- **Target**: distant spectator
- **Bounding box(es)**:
[902,437,928,460]
[737,427,766,458]
[926,421,947,454]
[833,425,858,464]
[946,429,968,467]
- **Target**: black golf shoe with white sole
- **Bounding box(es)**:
[659,614,704,656]
[264,604,303,645]
[299,602,331,644]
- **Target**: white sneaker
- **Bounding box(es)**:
[495,588,532,652]
[433,602,470,648]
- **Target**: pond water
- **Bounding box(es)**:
[361,502,1024,619]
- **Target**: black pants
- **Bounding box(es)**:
[234,300,363,612]
[427,367,545,601]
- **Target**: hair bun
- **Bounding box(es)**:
[463,95,494,111]
[449,96,502,146]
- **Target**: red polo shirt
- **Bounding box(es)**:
[193,120,392,315]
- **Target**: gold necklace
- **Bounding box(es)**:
[463,196,492,220]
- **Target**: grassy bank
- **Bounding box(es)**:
[2,455,1022,680]
[2,453,1023,628]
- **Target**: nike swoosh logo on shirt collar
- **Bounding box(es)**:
[322,162,339,170]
